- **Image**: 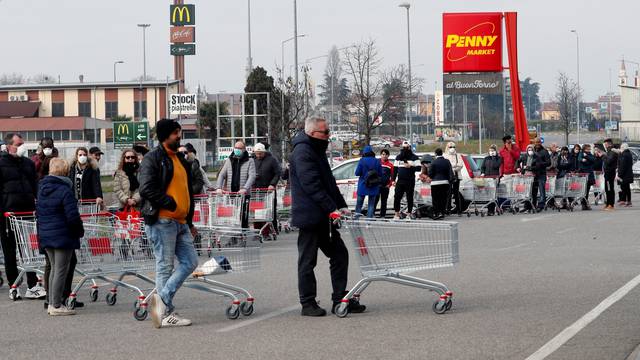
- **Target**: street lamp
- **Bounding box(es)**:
[281,34,306,161]
[571,29,580,143]
[293,0,300,127]
[399,2,413,144]
[113,60,124,82]
[137,24,151,81]
[247,0,253,78]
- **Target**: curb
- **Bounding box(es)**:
[626,343,640,360]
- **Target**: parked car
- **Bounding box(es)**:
[370,138,393,148]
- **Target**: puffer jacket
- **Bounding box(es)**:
[113,169,141,209]
[253,152,281,189]
[68,159,103,200]
[0,153,37,212]
[355,146,382,197]
[36,175,83,250]
[618,149,634,183]
[481,155,502,177]
[578,152,596,184]
[216,152,256,192]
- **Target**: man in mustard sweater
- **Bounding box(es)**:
[139,119,197,328]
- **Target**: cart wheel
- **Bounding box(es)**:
[475,210,479,216]
[90,289,99,302]
[284,228,290,234]
[106,293,117,306]
[335,303,349,318]
[432,300,447,314]
[480,212,485,218]
[66,297,77,310]
[467,212,471,218]
[134,308,148,321]
[9,288,18,301]
[240,301,254,316]
[226,305,240,320]
[445,298,453,311]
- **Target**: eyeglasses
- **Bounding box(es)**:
[125,156,136,160]
[313,129,330,135]
[449,146,456,149]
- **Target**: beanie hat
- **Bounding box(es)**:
[156,119,181,143]
[184,143,196,154]
[253,143,266,152]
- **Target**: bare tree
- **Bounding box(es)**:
[0,73,26,85]
[273,65,308,159]
[555,72,580,145]
[380,65,424,137]
[30,73,56,84]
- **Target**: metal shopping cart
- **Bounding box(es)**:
[590,172,605,205]
[544,173,558,210]
[78,199,102,214]
[335,218,459,317]
[412,182,433,219]
[498,174,535,214]
[192,194,211,227]
[276,185,294,233]
[4,212,45,300]
[563,173,588,211]
[337,180,359,209]
[249,189,277,241]
[463,176,499,217]
[548,175,568,211]
[209,192,245,227]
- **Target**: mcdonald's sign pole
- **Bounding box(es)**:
[170,0,196,94]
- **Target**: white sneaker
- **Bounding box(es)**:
[48,305,76,316]
[149,293,167,329]
[161,312,192,327]
[393,215,401,220]
[9,288,22,300]
[25,285,46,299]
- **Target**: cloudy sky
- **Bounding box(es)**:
[1,0,638,102]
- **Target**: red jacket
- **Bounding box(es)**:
[380,159,394,187]
[499,144,521,176]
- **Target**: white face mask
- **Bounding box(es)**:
[528,150,534,156]
[43,148,53,157]
[78,155,88,165]
[15,144,28,158]
[489,151,496,156]
[448,148,456,155]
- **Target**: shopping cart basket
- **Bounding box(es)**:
[337,181,358,208]
[209,192,245,227]
[249,189,277,241]
[192,194,211,227]
[463,176,498,217]
[4,212,45,300]
[564,173,588,211]
[78,199,102,214]
[276,185,294,233]
[335,218,458,317]
[498,174,534,213]
[590,172,605,205]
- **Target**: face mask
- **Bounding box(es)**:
[15,145,28,158]
[448,148,456,155]
[78,155,88,165]
[574,150,579,154]
[233,149,243,157]
[489,151,496,156]
[528,150,534,156]
[124,162,139,172]
[43,148,53,157]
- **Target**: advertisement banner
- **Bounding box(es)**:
[435,127,462,142]
[169,94,198,115]
[443,12,503,73]
[170,26,195,43]
[434,90,444,126]
[443,73,503,95]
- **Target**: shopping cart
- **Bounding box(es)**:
[4,212,45,300]
[462,176,498,217]
[498,174,535,214]
[544,173,558,210]
[549,176,568,211]
[412,182,434,219]
[249,188,277,241]
[335,218,458,317]
[563,173,588,211]
[192,194,211,227]
[78,199,102,214]
[276,185,294,233]
[590,172,605,205]
[138,225,262,321]
[337,180,358,209]
[209,192,245,227]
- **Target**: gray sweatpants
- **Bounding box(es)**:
[45,248,74,307]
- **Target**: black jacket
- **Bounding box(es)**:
[557,154,572,178]
[618,149,634,183]
[603,149,619,179]
[393,149,420,185]
[578,152,596,183]
[138,145,195,226]
[0,153,37,212]
[188,157,206,194]
[68,160,103,200]
[428,156,454,182]
[533,147,551,176]
[481,155,502,177]
[289,132,346,228]
[253,152,281,189]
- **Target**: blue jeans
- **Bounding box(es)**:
[147,218,198,314]
[534,175,546,209]
[355,195,376,218]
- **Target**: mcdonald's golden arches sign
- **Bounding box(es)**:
[170,4,195,26]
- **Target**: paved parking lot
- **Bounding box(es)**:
[2,206,640,360]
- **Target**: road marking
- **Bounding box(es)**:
[525,272,640,360]
[520,214,554,223]
[595,216,612,223]
[493,243,528,251]
[216,304,299,333]
[555,227,576,234]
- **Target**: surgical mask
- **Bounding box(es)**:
[448,148,456,155]
[574,149,579,154]
[489,151,496,156]
[78,155,88,164]
[16,144,28,158]
[528,150,534,156]
[233,149,243,157]
[43,148,53,157]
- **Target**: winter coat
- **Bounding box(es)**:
[188,157,206,194]
[569,152,582,173]
[481,155,502,177]
[548,151,559,172]
[253,152,281,189]
[289,132,346,228]
[68,159,103,200]
[0,153,37,212]
[444,152,465,180]
[138,144,195,226]
[603,149,619,179]
[36,176,83,250]
[354,148,382,197]
[428,156,454,184]
[380,159,394,188]
[499,143,521,176]
[393,149,420,185]
[113,169,141,209]
[32,147,59,181]
[533,147,551,177]
[618,149,634,183]
[578,152,596,184]
[557,155,572,178]
[216,152,256,192]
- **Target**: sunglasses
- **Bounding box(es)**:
[313,129,330,135]
[449,146,456,149]
[125,156,136,160]
[179,151,189,155]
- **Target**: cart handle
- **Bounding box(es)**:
[80,212,115,219]
[78,198,101,203]
[4,211,35,217]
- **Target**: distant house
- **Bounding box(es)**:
[541,102,560,121]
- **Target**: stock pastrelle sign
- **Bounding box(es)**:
[442,12,502,73]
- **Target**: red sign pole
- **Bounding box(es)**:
[504,12,530,149]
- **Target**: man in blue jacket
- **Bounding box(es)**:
[290,114,365,317]
[354,145,382,218]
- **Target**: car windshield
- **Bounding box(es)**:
[332,161,358,181]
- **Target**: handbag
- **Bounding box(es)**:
[115,205,141,222]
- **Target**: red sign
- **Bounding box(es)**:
[442,12,502,72]
[170,26,195,43]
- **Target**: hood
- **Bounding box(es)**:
[39,175,73,197]
[363,146,374,157]
[292,130,310,149]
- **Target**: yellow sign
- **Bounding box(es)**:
[170,4,195,26]
[117,123,129,135]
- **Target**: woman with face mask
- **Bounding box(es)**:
[68,147,103,207]
[443,141,464,216]
[113,149,141,209]
[569,144,582,173]
[32,137,59,181]
[481,144,502,177]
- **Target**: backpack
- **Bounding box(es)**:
[365,169,381,187]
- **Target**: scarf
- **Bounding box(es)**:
[123,163,140,192]
[230,151,248,192]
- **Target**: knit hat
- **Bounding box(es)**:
[253,143,266,153]
[184,143,196,154]
[156,119,181,143]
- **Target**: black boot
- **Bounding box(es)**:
[332,298,366,314]
[301,301,326,317]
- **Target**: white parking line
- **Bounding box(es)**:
[493,243,529,251]
[525,272,640,360]
[520,214,554,223]
[216,304,299,333]
[555,227,576,234]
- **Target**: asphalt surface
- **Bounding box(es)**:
[1,203,640,360]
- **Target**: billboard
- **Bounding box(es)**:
[170,4,195,26]
[170,43,196,56]
[434,90,444,126]
[435,127,462,142]
[169,93,198,115]
[443,73,503,95]
[170,26,195,43]
[443,12,502,73]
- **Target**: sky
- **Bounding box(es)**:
[1,0,638,102]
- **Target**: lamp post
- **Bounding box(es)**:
[571,29,580,143]
[113,60,124,82]
[293,0,300,127]
[399,2,413,145]
[281,34,306,161]
[247,0,253,78]
[137,24,151,81]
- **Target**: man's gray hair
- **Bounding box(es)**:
[304,114,327,134]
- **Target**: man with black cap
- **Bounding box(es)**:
[88,147,104,164]
[138,119,198,328]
